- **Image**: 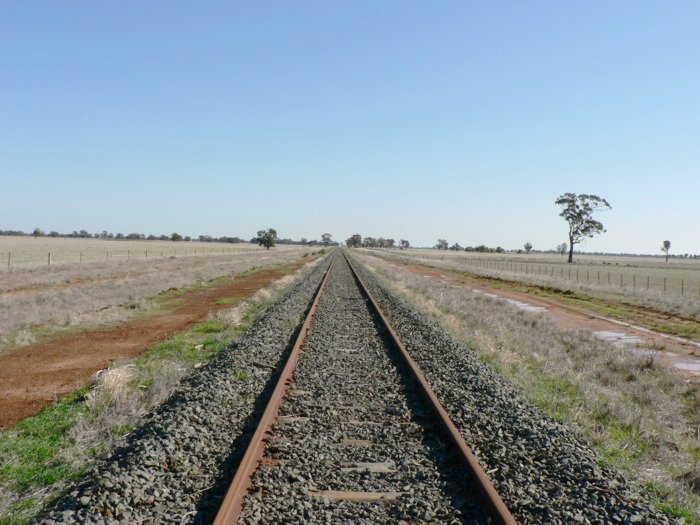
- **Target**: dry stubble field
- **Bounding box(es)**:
[0,238,309,351]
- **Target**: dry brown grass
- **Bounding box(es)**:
[357,252,700,521]
[0,236,302,269]
[0,248,309,352]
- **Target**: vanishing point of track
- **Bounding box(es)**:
[214,252,517,524]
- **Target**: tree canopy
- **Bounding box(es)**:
[555,193,611,263]
[661,240,671,261]
[256,228,278,250]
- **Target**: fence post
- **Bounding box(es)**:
[79,252,83,264]
[107,251,109,261]
[48,252,51,266]
[664,277,666,292]
[647,276,649,289]
[620,273,623,287]
[681,280,684,295]
[146,250,148,260]
[608,272,611,285]
[7,252,10,269]
[576,269,578,282]
[597,271,600,284]
[587,269,589,283]
[633,274,635,288]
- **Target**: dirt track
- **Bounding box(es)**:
[0,259,312,429]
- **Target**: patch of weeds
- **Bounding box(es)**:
[528,372,581,422]
[643,480,698,522]
[231,371,251,381]
[111,425,136,436]
[214,296,243,306]
[0,388,90,523]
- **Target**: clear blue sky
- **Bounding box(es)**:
[2,1,699,253]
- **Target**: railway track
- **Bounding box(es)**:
[40,250,678,524]
[215,253,516,524]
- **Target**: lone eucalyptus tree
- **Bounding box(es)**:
[555,193,611,263]
[661,240,671,262]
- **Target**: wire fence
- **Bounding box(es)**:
[392,252,700,298]
[0,246,303,271]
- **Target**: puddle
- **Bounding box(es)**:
[594,331,700,377]
[504,299,547,313]
[672,361,700,374]
[471,288,548,313]
[594,330,645,346]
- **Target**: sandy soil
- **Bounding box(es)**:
[0,258,313,429]
[385,259,700,382]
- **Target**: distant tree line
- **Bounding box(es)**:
[1,228,336,246]
[345,234,410,250]
[434,240,505,253]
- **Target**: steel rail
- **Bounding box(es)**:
[213,258,334,525]
[344,252,518,525]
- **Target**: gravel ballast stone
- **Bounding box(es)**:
[239,254,487,524]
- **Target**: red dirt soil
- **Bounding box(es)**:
[0,258,314,429]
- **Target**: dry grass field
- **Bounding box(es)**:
[0,236,302,269]
[370,248,700,320]
[0,238,310,352]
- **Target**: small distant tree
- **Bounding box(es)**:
[495,246,504,253]
[555,193,611,263]
[385,238,396,248]
[449,243,463,251]
[32,228,45,238]
[524,241,533,254]
[399,239,410,250]
[321,233,332,246]
[435,239,448,250]
[556,242,568,257]
[256,228,278,250]
[48,231,60,237]
[300,237,308,245]
[661,240,671,262]
[346,234,362,248]
[170,232,183,242]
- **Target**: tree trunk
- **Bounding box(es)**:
[665,254,669,262]
[568,240,574,263]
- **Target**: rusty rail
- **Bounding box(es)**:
[215,253,517,524]
[344,252,518,525]
[213,258,334,525]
